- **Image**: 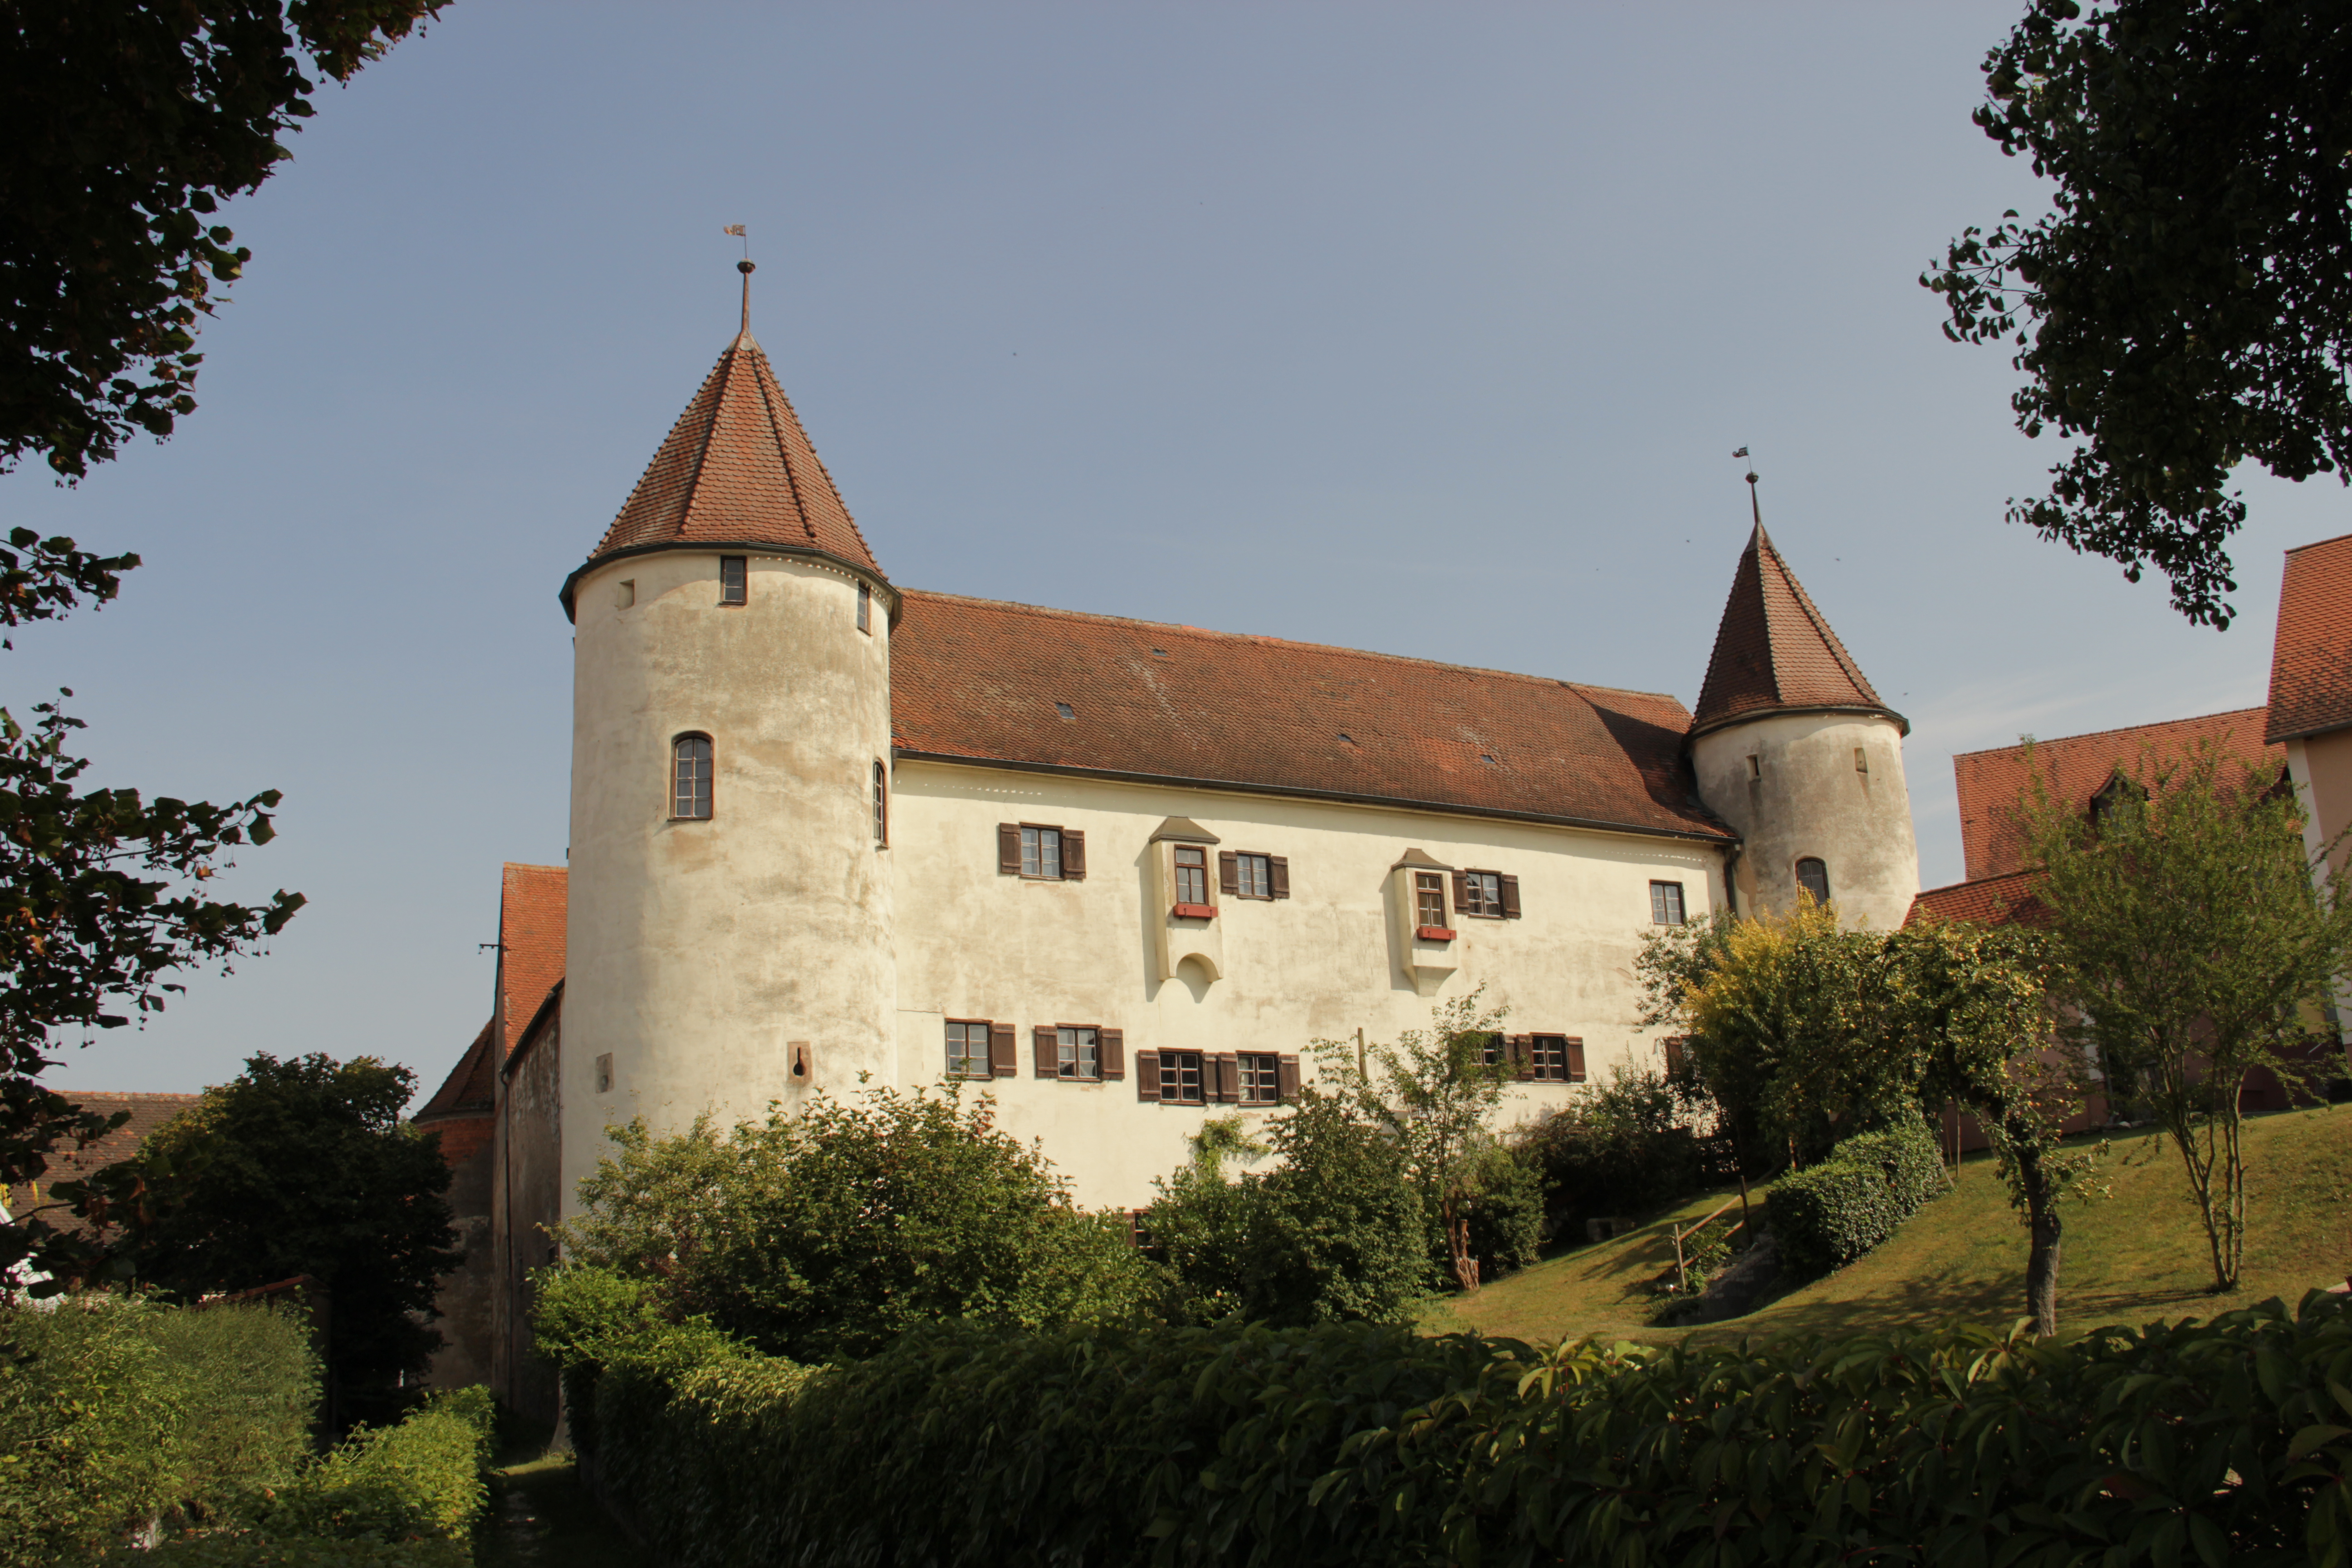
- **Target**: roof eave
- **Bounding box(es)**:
[1685,701,1911,746]
[559,540,900,625]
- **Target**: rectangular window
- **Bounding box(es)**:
[1415,871,1446,928]
[1461,871,1503,918]
[1233,853,1269,899]
[1174,845,1207,906]
[1021,825,1062,879]
[873,761,888,846]
[1158,1050,1205,1104]
[1237,1053,1280,1104]
[1650,880,1685,925]
[945,1021,992,1081]
[1527,1034,1568,1081]
[857,580,872,633]
[1057,1026,1100,1081]
[1478,1033,1504,1068]
[719,555,747,605]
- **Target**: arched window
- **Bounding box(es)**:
[672,735,714,819]
[872,759,888,845]
[1794,857,1830,906]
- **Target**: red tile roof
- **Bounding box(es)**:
[563,331,883,614]
[1691,524,1898,738]
[1952,708,2278,881]
[2267,532,2352,743]
[888,591,1733,841]
[497,865,566,1063]
[1905,868,2051,929]
[15,1093,201,1235]
[415,1018,496,1122]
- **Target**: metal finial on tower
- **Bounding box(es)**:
[723,225,752,337]
[1733,446,1761,529]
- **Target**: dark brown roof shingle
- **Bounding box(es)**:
[1692,524,1896,737]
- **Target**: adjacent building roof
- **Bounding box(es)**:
[889,591,1734,842]
[415,1018,497,1123]
[1691,524,1900,739]
[1951,707,2278,882]
[2267,531,2352,744]
[562,329,884,615]
[1905,867,2051,930]
[20,1093,201,1235]
[496,864,567,1064]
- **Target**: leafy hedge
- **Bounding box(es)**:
[1767,1115,1945,1278]
[564,1291,2352,1568]
[247,1387,493,1545]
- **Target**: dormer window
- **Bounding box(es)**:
[2088,771,2146,828]
[672,735,714,819]
[719,555,747,605]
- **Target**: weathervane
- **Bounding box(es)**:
[1733,445,1762,529]
[724,224,753,336]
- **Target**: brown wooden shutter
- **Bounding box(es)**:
[988,1022,1017,1077]
[1218,851,1240,895]
[1565,1037,1587,1083]
[1276,1054,1301,1102]
[1062,828,1086,879]
[1034,1026,1058,1078]
[1499,874,1521,919]
[1211,1053,1241,1103]
[1510,1035,1534,1081]
[1269,856,1289,898]
[1100,1028,1125,1080]
[1451,871,1470,910]
[998,823,1022,874]
[1137,1051,1161,1100]
[1663,1036,1686,1077]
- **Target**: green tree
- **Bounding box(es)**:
[123,1052,459,1426]
[1,0,446,478]
[1310,990,1515,1293]
[1927,0,2352,629]
[2024,740,2352,1289]
[553,1086,1155,1363]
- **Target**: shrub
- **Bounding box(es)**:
[248,1388,493,1544]
[1769,1116,1944,1279]
[0,1297,315,1565]
[1517,1063,1703,1230]
[1448,1142,1544,1281]
[571,1292,2352,1567]
[529,1265,748,1459]
[554,1085,1157,1361]
[133,1536,467,1567]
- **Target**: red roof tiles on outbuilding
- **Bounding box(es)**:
[888,591,1732,842]
[1905,868,2052,930]
[2267,532,2352,744]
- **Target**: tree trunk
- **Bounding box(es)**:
[2006,1112,2063,1337]
[1444,1197,1480,1293]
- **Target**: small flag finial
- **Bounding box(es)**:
[723,225,753,336]
[1733,446,1761,528]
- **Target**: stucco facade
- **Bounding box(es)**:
[1690,711,1919,931]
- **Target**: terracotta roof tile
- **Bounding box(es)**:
[889,591,1732,841]
[575,332,882,592]
[1952,708,2278,881]
[1905,868,2052,929]
[416,1018,496,1122]
[2267,532,2352,743]
[18,1093,201,1235]
[1692,524,1896,736]
[497,864,566,1062]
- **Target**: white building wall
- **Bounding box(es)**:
[886,760,1730,1209]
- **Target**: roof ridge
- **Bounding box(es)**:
[1758,529,1878,702]
[1950,704,2268,760]
[2283,530,2352,556]
[894,588,1692,706]
[1913,867,2041,898]
[746,345,815,544]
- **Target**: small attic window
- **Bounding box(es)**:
[1338,733,1355,746]
[1150,647,1168,658]
[1480,754,1496,764]
[1055,702,1076,720]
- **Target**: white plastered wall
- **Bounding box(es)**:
[1690,710,1918,933]
[887,761,1731,1210]
[561,551,894,1212]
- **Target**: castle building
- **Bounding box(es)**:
[418,277,1921,1411]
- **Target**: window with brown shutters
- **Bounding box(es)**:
[1156,1051,1205,1104]
[1237,1053,1280,1104]
[1274,1054,1300,1102]
[1456,870,1519,919]
[1027,1024,1120,1082]
[1268,856,1289,898]
[1056,1026,1102,1082]
[945,1020,992,1080]
[1099,1028,1125,1080]
[1224,852,1289,900]
[1000,823,1086,880]
[1137,1050,1161,1100]
[1564,1037,1587,1082]
[1034,1025,1057,1078]
[1218,851,1240,896]
[1662,1036,1687,1079]
[1526,1034,1571,1082]
[988,1023,1018,1077]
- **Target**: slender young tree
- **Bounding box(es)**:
[2024,740,2352,1290]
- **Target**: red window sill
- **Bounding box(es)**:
[1171,903,1217,919]
[1415,926,1457,941]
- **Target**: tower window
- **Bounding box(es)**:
[1794,857,1830,906]
[671,734,714,819]
[1173,845,1207,906]
[1854,747,1869,774]
[719,556,747,605]
[1746,755,1762,780]
[1650,880,1686,925]
[872,760,888,845]
[857,581,872,633]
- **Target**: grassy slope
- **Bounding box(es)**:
[1425,1105,2352,1345]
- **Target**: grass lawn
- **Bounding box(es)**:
[474,1416,651,1568]
[1424,1104,2352,1345]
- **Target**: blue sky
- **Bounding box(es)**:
[21,3,2345,1099]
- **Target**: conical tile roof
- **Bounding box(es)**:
[564,328,883,612]
[1691,524,1901,738]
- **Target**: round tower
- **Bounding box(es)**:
[1688,517,1919,932]
[555,264,897,1207]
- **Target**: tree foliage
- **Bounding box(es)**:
[0,0,447,478]
[1928,0,2352,628]
[122,1052,461,1427]
[551,1086,1156,1364]
[2023,739,2352,1290]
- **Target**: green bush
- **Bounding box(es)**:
[1448,1142,1544,1281]
[131,1537,466,1567]
[248,1389,492,1544]
[1769,1115,1944,1278]
[566,1292,2352,1567]
[0,1297,316,1565]
[1516,1063,1703,1231]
